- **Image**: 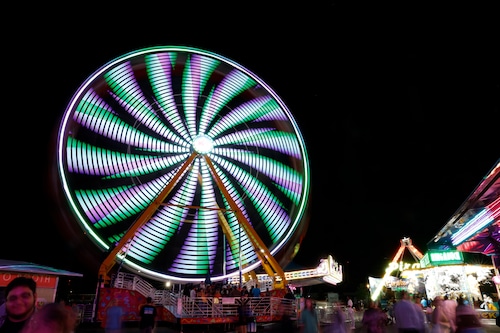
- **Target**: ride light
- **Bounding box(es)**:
[451,196,500,245]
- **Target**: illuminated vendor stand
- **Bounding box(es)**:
[428,159,500,299]
[371,160,500,311]
[405,250,494,304]
[368,241,494,306]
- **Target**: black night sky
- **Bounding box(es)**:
[4,3,498,295]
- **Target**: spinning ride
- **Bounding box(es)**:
[56,46,311,289]
[371,237,424,300]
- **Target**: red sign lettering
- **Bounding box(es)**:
[0,272,58,288]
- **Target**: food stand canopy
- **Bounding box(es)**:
[0,259,83,277]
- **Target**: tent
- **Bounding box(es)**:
[0,259,83,306]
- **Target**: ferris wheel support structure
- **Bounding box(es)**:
[203,155,287,289]
[98,152,198,286]
[98,151,287,289]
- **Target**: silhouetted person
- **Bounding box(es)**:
[139,297,157,333]
[278,301,294,333]
[346,296,355,329]
[300,298,320,333]
[455,296,482,333]
[393,291,425,333]
[327,301,346,333]
[105,298,124,333]
[21,302,76,333]
[362,301,387,333]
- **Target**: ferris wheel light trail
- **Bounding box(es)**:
[193,135,214,154]
[56,46,311,285]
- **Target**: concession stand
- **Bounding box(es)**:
[0,259,83,306]
[428,159,500,299]
[370,159,499,313]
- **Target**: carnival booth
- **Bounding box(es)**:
[368,241,495,306]
[404,250,493,302]
[370,160,500,313]
[0,259,83,307]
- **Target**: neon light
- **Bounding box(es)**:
[371,238,423,301]
[57,46,311,283]
[452,196,500,245]
[429,251,463,263]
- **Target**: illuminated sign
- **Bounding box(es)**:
[387,261,421,273]
[0,272,58,288]
[420,250,464,267]
[385,277,409,290]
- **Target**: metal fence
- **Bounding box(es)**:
[112,272,297,320]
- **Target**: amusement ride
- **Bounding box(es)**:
[370,237,424,300]
[55,46,342,297]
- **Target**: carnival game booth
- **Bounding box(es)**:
[399,250,494,302]
[368,241,495,310]
[370,159,500,317]
[428,160,500,291]
[0,258,84,318]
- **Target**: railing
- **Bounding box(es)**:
[113,272,155,299]
[173,295,296,319]
[111,272,297,321]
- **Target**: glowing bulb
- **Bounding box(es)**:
[193,135,214,154]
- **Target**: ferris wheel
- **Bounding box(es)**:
[56,46,311,286]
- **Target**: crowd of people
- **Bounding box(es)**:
[366,290,489,333]
[181,282,269,301]
[297,290,494,333]
[1,276,496,333]
[0,277,283,332]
